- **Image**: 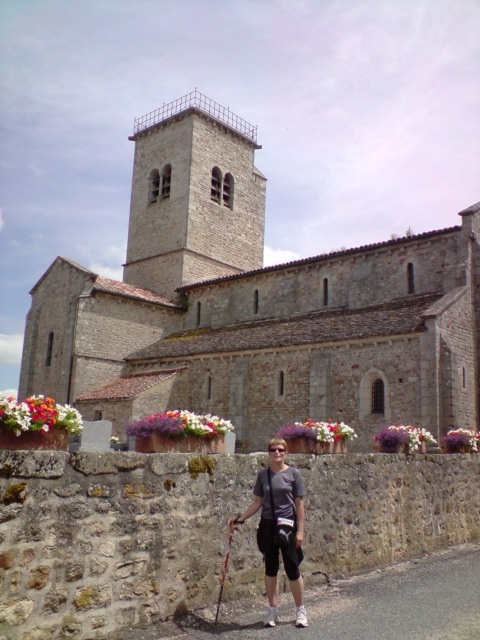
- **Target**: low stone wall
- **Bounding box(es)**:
[0,450,479,640]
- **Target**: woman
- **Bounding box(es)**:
[228,437,308,628]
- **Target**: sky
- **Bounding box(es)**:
[1,0,479,397]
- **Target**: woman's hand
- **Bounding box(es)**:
[228,496,262,529]
[295,530,304,547]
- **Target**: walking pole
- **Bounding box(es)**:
[214,516,240,629]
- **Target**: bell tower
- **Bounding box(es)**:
[123,90,266,300]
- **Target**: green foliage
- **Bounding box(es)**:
[188,455,216,479]
[3,481,27,504]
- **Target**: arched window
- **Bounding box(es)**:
[360,368,390,420]
[207,375,212,400]
[371,378,385,414]
[278,371,285,397]
[161,164,171,199]
[223,173,234,209]
[211,167,222,203]
[253,289,259,314]
[323,278,329,306]
[407,262,415,294]
[45,332,54,367]
[148,169,160,203]
[196,301,201,327]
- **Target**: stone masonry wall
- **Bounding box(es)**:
[123,111,265,299]
[188,114,265,271]
[72,294,177,401]
[127,336,426,452]
[124,116,193,273]
[181,229,463,332]
[1,450,479,640]
[437,289,477,428]
[19,261,88,403]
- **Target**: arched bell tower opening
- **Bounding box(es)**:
[123,90,267,301]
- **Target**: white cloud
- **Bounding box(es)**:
[0,334,24,364]
[0,0,478,397]
[88,263,123,281]
[83,243,126,282]
[264,245,300,267]
[0,388,17,399]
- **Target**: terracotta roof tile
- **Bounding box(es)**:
[128,294,441,362]
[75,370,182,402]
[94,276,182,309]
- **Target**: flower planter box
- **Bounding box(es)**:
[373,426,437,454]
[378,442,408,454]
[441,428,479,453]
[317,441,334,454]
[284,438,318,454]
[332,440,348,454]
[0,428,69,451]
[126,410,234,452]
[284,439,336,454]
[135,433,226,454]
[442,443,471,454]
[276,420,356,451]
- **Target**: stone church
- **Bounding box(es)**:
[19,90,480,451]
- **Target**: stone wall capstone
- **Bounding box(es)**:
[0,450,479,640]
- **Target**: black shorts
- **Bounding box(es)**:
[256,518,304,581]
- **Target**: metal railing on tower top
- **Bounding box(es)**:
[133,89,258,143]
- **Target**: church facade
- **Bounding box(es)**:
[18,91,480,451]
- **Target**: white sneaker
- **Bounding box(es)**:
[264,608,280,627]
[295,608,308,628]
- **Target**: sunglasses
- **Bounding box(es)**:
[269,447,286,453]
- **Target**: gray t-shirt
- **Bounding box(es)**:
[253,466,306,520]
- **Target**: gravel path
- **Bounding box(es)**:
[108,543,480,640]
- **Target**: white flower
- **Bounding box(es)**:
[415,427,437,446]
[313,422,335,443]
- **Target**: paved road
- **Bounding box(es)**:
[113,543,480,640]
